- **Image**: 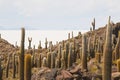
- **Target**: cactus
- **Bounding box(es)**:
[102,16,112,80]
[113,31,120,60]
[68,43,73,68]
[62,40,65,49]
[42,57,47,67]
[0,34,1,39]
[13,53,16,78]
[38,40,42,49]
[51,51,56,68]
[28,37,32,49]
[65,41,69,68]
[19,28,25,80]
[33,45,35,55]
[117,59,120,72]
[72,31,73,39]
[58,44,62,68]
[24,54,31,80]
[91,18,95,30]
[6,55,10,78]
[68,33,70,40]
[47,52,51,68]
[45,38,48,49]
[49,41,52,52]
[61,50,66,69]
[95,53,101,63]
[37,54,42,68]
[81,34,87,71]
[0,59,3,80]
[55,58,59,68]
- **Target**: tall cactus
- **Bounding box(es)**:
[38,40,42,49]
[19,28,25,80]
[45,38,48,49]
[102,16,112,80]
[92,18,95,30]
[0,59,3,80]
[68,33,70,40]
[47,52,51,68]
[24,54,31,80]
[81,34,87,71]
[13,53,16,78]
[65,41,69,68]
[6,54,10,78]
[68,43,73,68]
[58,44,62,68]
[72,31,73,39]
[51,51,56,68]
[42,57,47,67]
[28,37,32,49]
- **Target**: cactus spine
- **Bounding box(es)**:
[81,34,87,71]
[19,28,25,80]
[102,16,112,80]
[47,52,51,68]
[24,54,31,80]
[13,53,16,78]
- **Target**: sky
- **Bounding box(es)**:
[0,0,120,30]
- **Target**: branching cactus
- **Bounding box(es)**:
[51,51,56,68]
[13,53,16,78]
[68,43,73,68]
[47,52,51,68]
[24,54,31,80]
[102,16,112,80]
[28,37,32,49]
[19,28,25,80]
[81,34,87,71]
[0,59,3,80]
[91,18,95,30]
[45,38,48,49]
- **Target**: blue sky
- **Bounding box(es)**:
[0,0,120,30]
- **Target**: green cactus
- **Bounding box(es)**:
[28,37,32,49]
[81,34,87,71]
[0,59,3,80]
[51,51,56,68]
[24,54,31,80]
[47,52,51,68]
[68,43,73,68]
[102,16,112,80]
[19,28,25,80]
[13,53,16,78]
